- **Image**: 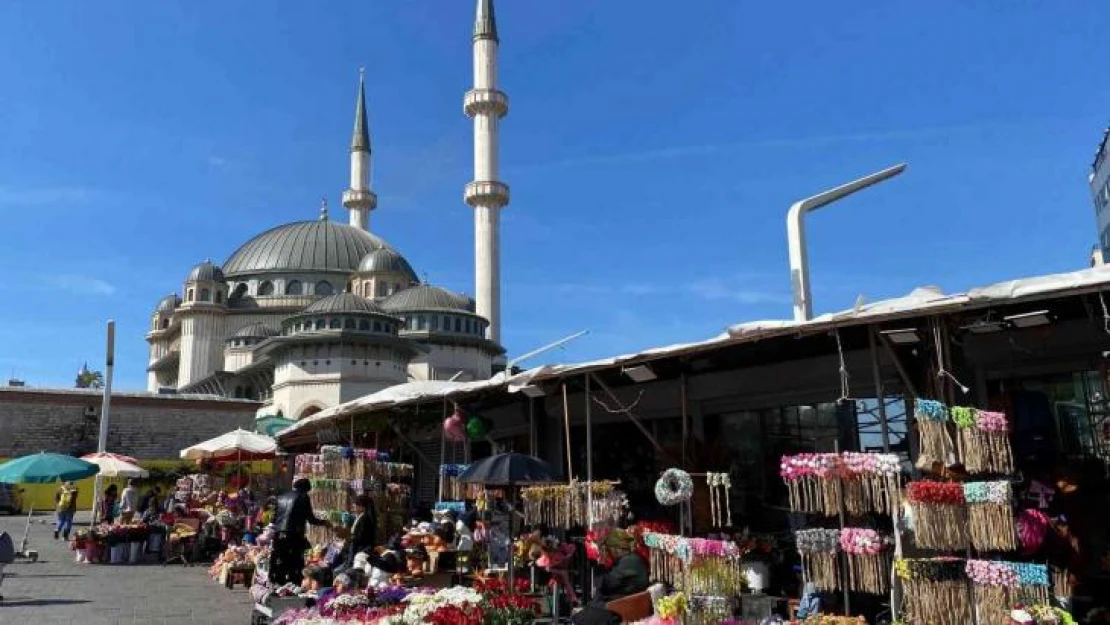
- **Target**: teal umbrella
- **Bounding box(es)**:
[0,452,100,484]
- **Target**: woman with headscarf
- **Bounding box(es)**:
[595,528,649,602]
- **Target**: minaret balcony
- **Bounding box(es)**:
[343,188,378,210]
[464,180,510,207]
[463,89,509,118]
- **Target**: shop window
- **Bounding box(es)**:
[258,281,274,296]
[286,280,303,296]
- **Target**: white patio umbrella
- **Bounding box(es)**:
[80,452,149,478]
[179,428,277,461]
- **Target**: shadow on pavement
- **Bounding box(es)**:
[0,598,92,607]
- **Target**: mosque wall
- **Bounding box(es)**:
[0,388,258,459]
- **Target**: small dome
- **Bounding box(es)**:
[381,285,475,313]
[186,260,225,283]
[156,294,180,312]
[357,248,418,281]
[231,323,280,339]
[303,292,386,315]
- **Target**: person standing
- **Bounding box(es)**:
[54,481,78,540]
[344,494,377,569]
[119,480,139,524]
[269,478,330,585]
[138,486,162,522]
[100,484,119,525]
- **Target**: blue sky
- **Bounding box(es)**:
[0,2,1106,390]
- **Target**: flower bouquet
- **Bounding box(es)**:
[796,529,841,592]
[914,399,955,469]
[964,481,1017,551]
[905,481,969,550]
[895,558,972,625]
[840,528,890,594]
[482,593,540,625]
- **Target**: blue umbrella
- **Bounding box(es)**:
[0,452,100,484]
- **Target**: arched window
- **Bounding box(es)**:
[315,319,326,331]
[376,282,389,298]
[315,281,333,296]
[373,321,382,332]
[162,318,170,330]
[286,280,303,296]
[344,318,356,330]
[215,290,223,304]
[453,317,461,332]
[258,281,274,296]
[417,315,427,330]
[329,318,341,329]
[232,283,248,300]
[358,320,370,331]
[430,316,439,331]
[200,288,210,302]
[186,288,194,302]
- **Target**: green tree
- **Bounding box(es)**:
[76,369,104,389]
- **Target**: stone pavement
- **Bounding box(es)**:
[0,512,254,624]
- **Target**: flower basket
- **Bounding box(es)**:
[109,543,126,564]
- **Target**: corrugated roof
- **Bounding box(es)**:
[279,265,1110,440]
[381,285,475,314]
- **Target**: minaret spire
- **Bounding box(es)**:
[343,67,377,231]
[464,0,509,344]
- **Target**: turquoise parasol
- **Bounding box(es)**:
[0,452,100,484]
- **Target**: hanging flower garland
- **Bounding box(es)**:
[520,481,626,529]
[780,452,901,516]
[963,481,1017,551]
[895,558,972,625]
[706,472,732,528]
[914,399,955,469]
[641,532,742,592]
[780,453,840,515]
[905,481,969,550]
[795,529,841,592]
[655,469,694,507]
[839,528,890,594]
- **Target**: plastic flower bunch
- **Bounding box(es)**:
[906,481,965,504]
[964,560,1018,587]
[779,453,837,481]
[963,481,1010,504]
[655,592,687,619]
[839,528,886,555]
[976,410,1008,432]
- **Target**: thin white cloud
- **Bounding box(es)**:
[45,274,117,296]
[0,186,98,206]
[689,276,790,305]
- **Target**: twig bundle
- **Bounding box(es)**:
[951,407,1014,474]
[796,529,841,592]
[840,528,891,594]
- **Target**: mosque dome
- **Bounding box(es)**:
[155,294,180,312]
[303,292,387,315]
[223,219,402,278]
[186,260,225,283]
[381,285,475,313]
[357,248,418,281]
[231,323,280,339]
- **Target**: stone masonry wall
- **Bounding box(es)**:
[0,389,259,459]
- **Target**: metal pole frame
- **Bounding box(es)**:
[91,320,115,526]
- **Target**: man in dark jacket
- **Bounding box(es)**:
[269,478,330,584]
[344,494,377,568]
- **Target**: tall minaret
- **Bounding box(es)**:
[464,0,509,343]
[343,68,377,231]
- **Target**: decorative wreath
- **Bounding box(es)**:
[655,468,694,506]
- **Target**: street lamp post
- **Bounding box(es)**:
[788,164,907,321]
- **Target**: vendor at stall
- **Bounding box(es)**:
[345,494,377,568]
[269,478,331,585]
[595,528,649,602]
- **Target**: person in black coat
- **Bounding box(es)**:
[345,494,377,568]
[269,479,330,585]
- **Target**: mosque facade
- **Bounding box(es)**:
[145,0,509,420]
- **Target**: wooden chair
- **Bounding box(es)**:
[606,591,653,623]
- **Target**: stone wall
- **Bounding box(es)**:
[0,388,259,459]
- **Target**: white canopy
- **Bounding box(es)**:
[81,452,149,478]
[179,428,277,460]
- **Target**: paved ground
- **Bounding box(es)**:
[0,512,254,624]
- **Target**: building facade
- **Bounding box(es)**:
[145,0,508,419]
[1089,127,1110,258]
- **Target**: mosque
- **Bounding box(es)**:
[145,0,510,420]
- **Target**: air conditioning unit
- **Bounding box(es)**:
[84,406,98,417]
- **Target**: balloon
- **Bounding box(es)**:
[444,412,466,442]
[465,416,491,440]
